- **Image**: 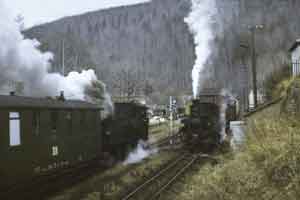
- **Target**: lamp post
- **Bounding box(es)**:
[248,25,264,108]
[61,39,65,76]
[239,43,250,112]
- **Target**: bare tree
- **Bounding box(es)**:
[144,80,154,96]
[111,68,155,100]
[84,80,106,102]
[112,69,141,99]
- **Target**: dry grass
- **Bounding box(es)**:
[166,101,300,200]
[49,151,179,200]
[263,64,291,100]
[273,77,294,98]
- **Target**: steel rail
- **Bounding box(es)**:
[149,154,199,200]
[149,131,182,149]
[121,153,190,200]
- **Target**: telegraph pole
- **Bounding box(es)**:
[239,52,250,113]
[62,39,65,76]
[250,27,258,108]
[249,25,263,108]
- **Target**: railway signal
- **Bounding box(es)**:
[169,96,177,145]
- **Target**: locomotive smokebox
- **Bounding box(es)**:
[58,91,66,101]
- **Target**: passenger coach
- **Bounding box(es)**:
[0,93,103,189]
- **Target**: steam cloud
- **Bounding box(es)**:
[185,0,217,97]
[123,140,157,165]
[0,0,112,107]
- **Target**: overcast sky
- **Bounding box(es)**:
[4,0,150,28]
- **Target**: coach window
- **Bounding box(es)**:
[51,111,58,133]
[33,111,40,135]
[9,112,21,146]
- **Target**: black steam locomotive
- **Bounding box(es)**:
[0,94,148,190]
[180,93,237,152]
[102,102,148,160]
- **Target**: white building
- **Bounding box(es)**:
[289,39,300,77]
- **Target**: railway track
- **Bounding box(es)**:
[149,132,182,149]
[0,159,103,200]
[121,153,200,200]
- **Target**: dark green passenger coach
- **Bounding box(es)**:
[0,94,103,189]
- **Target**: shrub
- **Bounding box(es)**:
[263,64,291,100]
[170,101,300,200]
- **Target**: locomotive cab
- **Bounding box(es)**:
[102,102,148,160]
[189,101,221,150]
[181,93,235,152]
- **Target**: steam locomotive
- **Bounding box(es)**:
[102,102,148,160]
[0,94,148,191]
[180,93,237,152]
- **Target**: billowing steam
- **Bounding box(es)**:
[0,0,112,111]
[185,0,217,97]
[85,80,114,118]
[123,140,157,165]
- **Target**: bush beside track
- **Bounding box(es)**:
[161,79,300,200]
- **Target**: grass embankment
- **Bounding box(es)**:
[48,151,179,200]
[164,82,300,200]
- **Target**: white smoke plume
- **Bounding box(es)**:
[0,0,112,105]
[85,80,114,118]
[123,140,157,165]
[185,0,217,97]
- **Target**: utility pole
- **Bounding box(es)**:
[250,28,258,108]
[238,45,250,113]
[62,39,65,76]
[241,61,249,112]
[249,25,264,108]
[169,96,174,140]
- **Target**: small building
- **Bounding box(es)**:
[289,39,300,77]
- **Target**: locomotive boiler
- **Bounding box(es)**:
[180,93,237,152]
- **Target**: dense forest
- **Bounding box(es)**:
[24,0,194,103]
[25,0,300,103]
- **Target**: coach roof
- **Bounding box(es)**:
[0,95,102,110]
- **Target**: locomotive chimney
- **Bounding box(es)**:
[58,91,65,101]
